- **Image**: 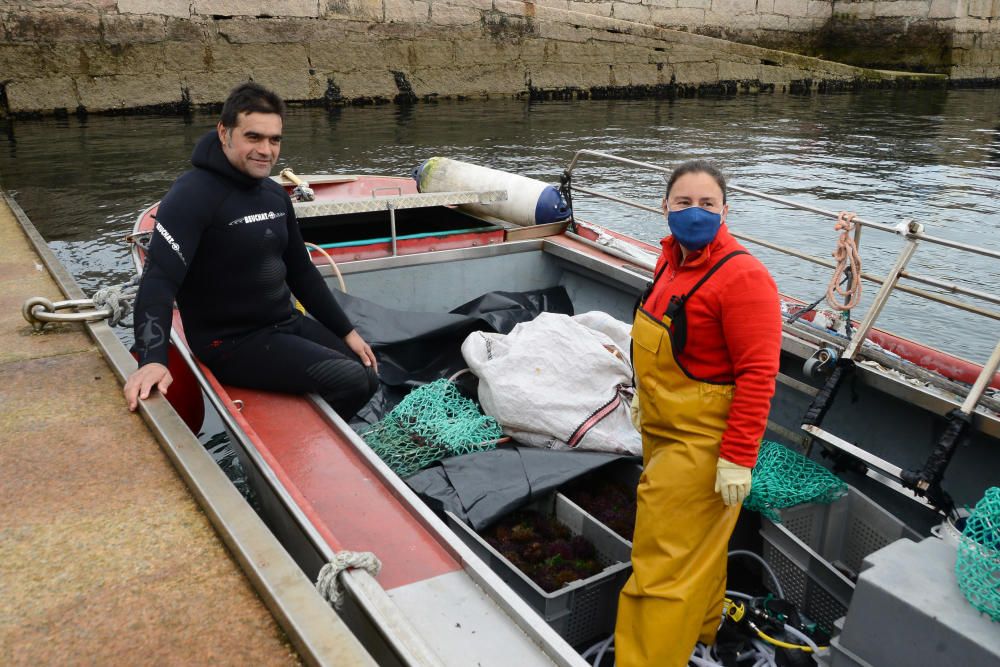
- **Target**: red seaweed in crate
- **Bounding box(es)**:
[483,510,603,592]
[564,478,637,542]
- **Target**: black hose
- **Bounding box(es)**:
[900,408,969,514]
[802,360,853,427]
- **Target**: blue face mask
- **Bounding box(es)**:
[667,206,723,251]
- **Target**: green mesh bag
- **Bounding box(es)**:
[361,379,503,478]
[955,486,1000,622]
[744,440,848,522]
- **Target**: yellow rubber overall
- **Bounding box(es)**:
[615,307,741,667]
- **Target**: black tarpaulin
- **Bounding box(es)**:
[330,286,634,527]
[406,445,630,530]
[333,287,573,426]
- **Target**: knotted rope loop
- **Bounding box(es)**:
[91,275,141,326]
[826,211,862,312]
[315,551,382,609]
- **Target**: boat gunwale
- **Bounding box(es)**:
[160,313,465,667]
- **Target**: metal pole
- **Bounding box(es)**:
[728,185,1000,261]
[566,149,673,176]
[388,203,398,257]
[733,231,1000,319]
[844,225,922,360]
[566,149,1000,260]
[896,271,1000,307]
[570,184,1000,316]
[800,425,937,511]
[960,340,1000,415]
[572,185,662,215]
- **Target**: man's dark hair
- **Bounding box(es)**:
[665,160,727,204]
[219,82,285,128]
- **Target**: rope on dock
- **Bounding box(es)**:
[315,551,382,609]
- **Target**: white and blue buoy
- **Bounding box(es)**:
[412,157,572,227]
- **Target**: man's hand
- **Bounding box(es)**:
[344,329,378,374]
[124,362,173,412]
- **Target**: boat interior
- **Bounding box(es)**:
[302,211,998,661]
[323,226,999,522]
[135,156,1000,665]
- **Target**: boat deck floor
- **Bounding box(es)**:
[0,198,299,665]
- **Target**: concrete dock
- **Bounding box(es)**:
[0,194,374,665]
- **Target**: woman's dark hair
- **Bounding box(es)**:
[220,82,285,128]
[665,160,727,204]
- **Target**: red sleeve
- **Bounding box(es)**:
[716,261,782,468]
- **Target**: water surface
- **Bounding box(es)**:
[2,88,998,362]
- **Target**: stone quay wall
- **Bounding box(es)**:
[824,1,999,80]
[0,0,948,116]
[539,0,1000,79]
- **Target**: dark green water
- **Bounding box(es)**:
[2,88,998,363]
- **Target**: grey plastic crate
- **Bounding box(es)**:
[446,494,632,647]
[760,485,921,632]
[835,537,1000,667]
[559,462,643,547]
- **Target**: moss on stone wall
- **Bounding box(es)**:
[815,16,956,74]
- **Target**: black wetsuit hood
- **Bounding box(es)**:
[190,129,261,189]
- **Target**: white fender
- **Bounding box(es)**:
[413,157,571,227]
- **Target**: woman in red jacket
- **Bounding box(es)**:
[616,161,782,666]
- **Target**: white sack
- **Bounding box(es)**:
[461,311,641,455]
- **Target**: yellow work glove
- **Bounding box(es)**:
[715,457,752,507]
[629,396,642,432]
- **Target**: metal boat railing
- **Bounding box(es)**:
[563,149,1000,382]
[562,149,1000,514]
[565,150,1000,318]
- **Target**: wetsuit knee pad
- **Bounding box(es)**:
[307,357,378,418]
[306,358,368,396]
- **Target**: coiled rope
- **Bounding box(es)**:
[315,551,382,609]
[826,211,862,312]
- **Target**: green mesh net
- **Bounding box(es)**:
[744,440,848,522]
[955,486,1000,622]
[360,379,503,478]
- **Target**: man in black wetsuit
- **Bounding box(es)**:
[124,82,378,418]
